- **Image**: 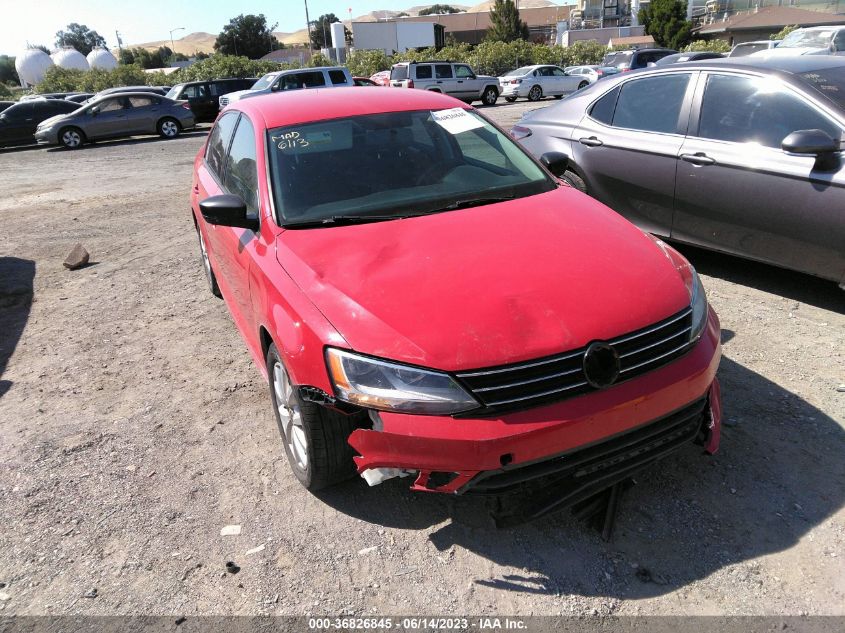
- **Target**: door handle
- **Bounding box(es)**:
[579,136,603,147]
[680,152,715,166]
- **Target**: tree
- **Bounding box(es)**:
[215,14,278,59]
[34,44,51,54]
[487,0,529,43]
[55,23,106,56]
[310,14,350,49]
[639,0,692,50]
[418,4,462,15]
[195,51,211,60]
[0,55,20,85]
[682,39,730,53]
[771,24,798,41]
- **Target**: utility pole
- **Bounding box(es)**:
[304,0,313,50]
[115,30,123,56]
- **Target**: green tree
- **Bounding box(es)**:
[771,24,798,41]
[0,55,20,85]
[195,51,211,60]
[487,0,529,43]
[55,23,106,55]
[215,14,278,59]
[418,4,462,15]
[639,0,691,50]
[682,39,730,53]
[310,14,350,49]
[34,44,51,54]
[345,49,391,77]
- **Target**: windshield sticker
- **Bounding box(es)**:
[431,108,484,135]
[272,131,309,151]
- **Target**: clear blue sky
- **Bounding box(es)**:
[1,0,425,55]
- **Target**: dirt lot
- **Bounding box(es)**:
[0,100,843,617]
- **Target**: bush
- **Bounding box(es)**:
[172,55,292,82]
[345,49,392,78]
[682,39,731,53]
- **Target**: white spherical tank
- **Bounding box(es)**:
[51,48,90,71]
[86,47,117,70]
[14,48,54,86]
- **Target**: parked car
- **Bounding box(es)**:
[752,26,845,57]
[353,77,378,86]
[565,65,621,84]
[601,48,677,71]
[513,57,845,286]
[190,87,722,522]
[498,64,589,102]
[166,78,257,122]
[389,61,500,105]
[65,93,95,103]
[219,67,353,108]
[654,51,725,65]
[0,101,14,113]
[34,92,195,149]
[729,40,780,57]
[20,92,86,101]
[369,70,391,86]
[96,86,168,97]
[0,98,80,147]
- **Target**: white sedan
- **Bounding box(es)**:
[498,65,589,102]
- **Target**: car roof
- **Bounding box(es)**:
[231,86,467,129]
[687,55,845,73]
[791,25,844,32]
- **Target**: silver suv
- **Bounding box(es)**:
[389,61,500,105]
[219,66,353,108]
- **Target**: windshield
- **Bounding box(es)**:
[165,85,181,99]
[267,109,554,226]
[799,67,845,110]
[781,30,834,48]
[602,51,633,68]
[251,74,277,90]
[505,67,534,76]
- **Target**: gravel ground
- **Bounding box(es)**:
[0,99,843,617]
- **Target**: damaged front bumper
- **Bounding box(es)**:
[346,310,722,503]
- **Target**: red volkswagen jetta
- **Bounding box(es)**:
[191,88,722,521]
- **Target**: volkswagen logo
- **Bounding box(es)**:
[583,342,620,389]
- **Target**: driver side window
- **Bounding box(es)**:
[99,98,126,112]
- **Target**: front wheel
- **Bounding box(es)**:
[266,343,359,491]
[528,85,543,102]
[562,169,587,193]
[59,127,85,149]
[196,225,221,298]
[578,81,589,90]
[481,86,498,106]
[157,117,181,139]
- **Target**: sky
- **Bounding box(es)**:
[0,0,425,55]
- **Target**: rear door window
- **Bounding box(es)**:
[611,74,690,134]
[435,64,453,79]
[329,69,348,85]
[184,84,210,99]
[415,65,433,79]
[205,112,239,180]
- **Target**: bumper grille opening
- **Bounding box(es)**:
[455,307,693,416]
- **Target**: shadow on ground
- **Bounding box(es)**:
[0,257,35,398]
[317,352,844,599]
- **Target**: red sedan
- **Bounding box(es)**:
[192,88,722,523]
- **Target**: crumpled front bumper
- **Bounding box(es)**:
[347,308,722,494]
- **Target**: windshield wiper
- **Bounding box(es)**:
[426,195,515,214]
[283,215,419,229]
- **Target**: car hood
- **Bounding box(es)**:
[37,113,73,128]
[221,90,257,102]
[276,188,692,371]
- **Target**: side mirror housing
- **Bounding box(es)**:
[540,151,570,176]
[90,106,100,116]
[200,194,259,231]
[782,129,839,155]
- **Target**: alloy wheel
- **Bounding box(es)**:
[161,120,179,137]
[273,362,308,471]
[198,230,212,284]
[529,85,542,101]
[62,129,81,148]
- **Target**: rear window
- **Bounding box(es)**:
[799,67,845,110]
[390,65,409,81]
[729,42,769,57]
[329,69,348,85]
[603,51,633,68]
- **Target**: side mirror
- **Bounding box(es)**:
[200,194,259,231]
[90,106,100,116]
[540,151,569,176]
[782,129,839,155]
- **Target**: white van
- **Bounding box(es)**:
[219,66,353,108]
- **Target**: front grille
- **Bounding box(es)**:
[455,307,693,415]
[464,398,708,500]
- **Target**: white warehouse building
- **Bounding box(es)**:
[351,21,445,54]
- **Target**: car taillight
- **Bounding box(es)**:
[510,125,532,140]
[408,79,414,89]
[181,102,191,110]
[596,70,603,76]
[510,79,522,85]
[621,67,632,72]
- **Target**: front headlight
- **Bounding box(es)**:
[326,348,478,415]
[688,267,708,342]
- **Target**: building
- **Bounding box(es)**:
[558,25,648,46]
[695,6,845,45]
[351,21,445,53]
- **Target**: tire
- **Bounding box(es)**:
[157,117,181,139]
[196,225,221,298]
[505,96,517,103]
[578,80,589,90]
[528,85,543,102]
[59,126,85,149]
[554,95,563,99]
[481,86,498,106]
[562,169,587,193]
[266,343,359,491]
